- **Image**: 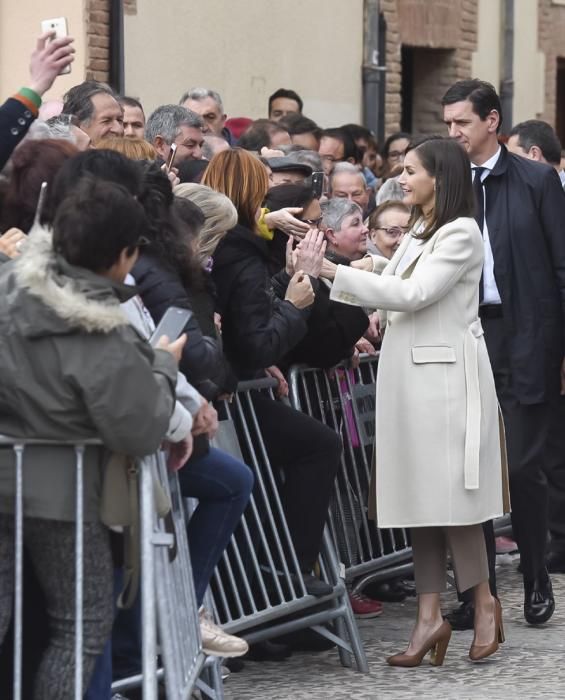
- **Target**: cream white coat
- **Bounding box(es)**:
[331,217,509,528]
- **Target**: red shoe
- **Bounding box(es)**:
[349,591,383,618]
[496,536,518,555]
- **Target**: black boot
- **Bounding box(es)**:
[524,567,555,625]
[444,600,474,631]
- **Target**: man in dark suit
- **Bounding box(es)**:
[441,79,565,626]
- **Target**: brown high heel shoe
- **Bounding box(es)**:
[387,620,452,667]
[469,598,504,661]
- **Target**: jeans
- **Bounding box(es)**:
[178,446,254,605]
[112,447,253,680]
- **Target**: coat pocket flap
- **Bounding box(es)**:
[411,345,456,364]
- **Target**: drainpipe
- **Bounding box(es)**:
[499,0,514,134]
[109,0,125,94]
[363,0,387,141]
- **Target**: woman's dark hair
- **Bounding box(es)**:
[48,149,142,226]
[137,161,198,287]
[441,79,503,133]
[53,177,146,271]
[407,136,474,241]
[0,139,79,234]
[264,183,316,216]
[382,131,412,158]
[177,158,209,184]
[321,128,363,164]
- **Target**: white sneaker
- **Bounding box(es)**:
[199,609,249,658]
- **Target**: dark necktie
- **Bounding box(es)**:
[472,166,486,303]
[473,166,485,232]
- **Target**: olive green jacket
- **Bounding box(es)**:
[0,227,177,521]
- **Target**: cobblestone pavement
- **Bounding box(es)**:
[222,558,565,700]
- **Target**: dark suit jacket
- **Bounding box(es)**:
[0,98,37,171]
[485,145,565,403]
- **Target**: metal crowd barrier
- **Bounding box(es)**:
[210,378,369,673]
[0,437,216,700]
[287,355,414,594]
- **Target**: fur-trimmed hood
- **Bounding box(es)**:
[10,225,136,337]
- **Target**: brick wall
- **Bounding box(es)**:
[380,0,478,138]
[538,0,565,126]
[86,0,111,82]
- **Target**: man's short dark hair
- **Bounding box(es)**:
[62,80,118,125]
[268,88,303,114]
[119,95,145,115]
[321,127,363,165]
[341,123,373,145]
[279,113,322,139]
[509,119,562,166]
[441,79,503,133]
[53,177,146,271]
[238,120,289,152]
[47,150,142,226]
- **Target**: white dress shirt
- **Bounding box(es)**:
[472,147,501,305]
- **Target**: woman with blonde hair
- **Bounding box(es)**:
[174,183,237,265]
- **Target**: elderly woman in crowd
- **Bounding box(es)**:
[368,200,410,260]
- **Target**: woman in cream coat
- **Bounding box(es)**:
[321,136,509,667]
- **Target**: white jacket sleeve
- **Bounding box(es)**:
[330,222,481,313]
[121,285,197,441]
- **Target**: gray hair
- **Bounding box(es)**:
[25,117,75,143]
[293,149,324,173]
[202,134,230,160]
[376,176,405,205]
[145,105,204,146]
[174,183,237,262]
[179,87,224,113]
[62,80,117,125]
[321,198,362,232]
[329,162,367,192]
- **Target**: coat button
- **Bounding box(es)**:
[11,127,19,135]
[18,117,26,125]
[24,110,32,118]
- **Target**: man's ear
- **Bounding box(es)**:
[153,135,169,159]
[528,145,544,163]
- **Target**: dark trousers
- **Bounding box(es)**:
[252,393,341,570]
[545,395,565,553]
[483,315,551,580]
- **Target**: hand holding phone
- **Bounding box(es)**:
[150,306,193,347]
[311,171,324,199]
[40,18,72,75]
[165,143,178,171]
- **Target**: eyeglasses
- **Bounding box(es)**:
[299,216,323,227]
[374,226,408,238]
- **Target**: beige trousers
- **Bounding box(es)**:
[411,524,489,594]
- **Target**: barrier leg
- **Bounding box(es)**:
[74,446,84,700]
[13,445,24,700]
[140,458,158,700]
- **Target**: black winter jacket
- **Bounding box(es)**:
[0,97,37,171]
[132,252,237,398]
[272,260,369,370]
[212,224,310,379]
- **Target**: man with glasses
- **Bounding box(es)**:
[319,127,363,176]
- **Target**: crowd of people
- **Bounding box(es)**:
[2,28,565,699]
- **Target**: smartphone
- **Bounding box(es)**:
[150,307,192,347]
[311,171,324,199]
[40,18,71,75]
[165,143,178,171]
